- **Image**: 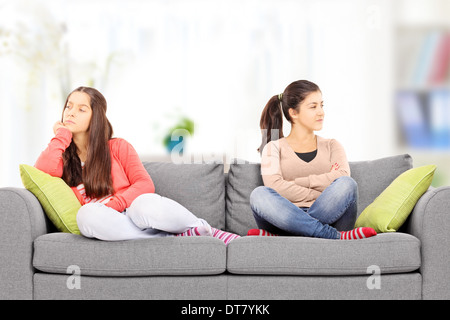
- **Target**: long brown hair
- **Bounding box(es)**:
[258,80,321,153]
[62,87,114,198]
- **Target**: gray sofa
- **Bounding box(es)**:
[1,154,449,300]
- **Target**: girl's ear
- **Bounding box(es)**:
[288,107,299,121]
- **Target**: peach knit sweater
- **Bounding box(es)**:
[261,136,350,208]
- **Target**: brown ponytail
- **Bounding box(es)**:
[258,80,321,153]
[258,95,284,154]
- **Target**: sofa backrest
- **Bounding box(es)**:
[143,162,226,230]
[143,154,413,236]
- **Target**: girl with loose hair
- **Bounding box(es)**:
[248,80,377,240]
[59,86,114,200]
[35,87,239,244]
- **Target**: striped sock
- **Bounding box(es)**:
[247,229,278,237]
[211,227,240,245]
[339,227,377,240]
[175,226,212,237]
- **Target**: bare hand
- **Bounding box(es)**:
[53,121,66,135]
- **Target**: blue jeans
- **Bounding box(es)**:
[249,176,358,239]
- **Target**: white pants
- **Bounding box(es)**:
[76,193,210,241]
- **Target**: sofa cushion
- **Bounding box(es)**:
[355,165,436,232]
[349,154,413,216]
[225,160,262,236]
[225,154,413,235]
[33,233,226,276]
[227,233,420,276]
[19,164,81,234]
[143,162,225,230]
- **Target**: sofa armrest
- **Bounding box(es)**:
[406,186,450,300]
[0,188,49,299]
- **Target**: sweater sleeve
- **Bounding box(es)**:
[294,139,350,192]
[105,139,155,212]
[34,127,73,177]
[261,141,321,203]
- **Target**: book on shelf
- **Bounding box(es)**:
[396,90,450,150]
[428,89,450,148]
[396,90,430,148]
[412,31,441,87]
[428,34,450,86]
[406,31,450,87]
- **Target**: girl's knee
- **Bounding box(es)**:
[77,203,98,224]
[336,176,357,191]
[132,193,160,206]
[128,193,161,216]
[127,193,163,229]
[76,203,103,237]
[250,186,268,206]
[250,186,277,213]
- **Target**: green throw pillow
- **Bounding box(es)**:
[355,164,436,233]
[19,164,81,234]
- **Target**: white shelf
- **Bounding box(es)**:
[396,0,450,28]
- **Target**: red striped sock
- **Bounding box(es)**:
[175,226,212,237]
[211,227,240,245]
[247,229,278,237]
[339,227,377,240]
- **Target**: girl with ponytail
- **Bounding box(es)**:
[258,80,321,154]
[249,80,377,240]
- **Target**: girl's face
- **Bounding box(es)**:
[63,91,93,135]
[290,90,324,132]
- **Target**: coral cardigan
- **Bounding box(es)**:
[35,127,155,212]
[261,136,350,208]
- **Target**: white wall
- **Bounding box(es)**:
[0,0,396,188]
